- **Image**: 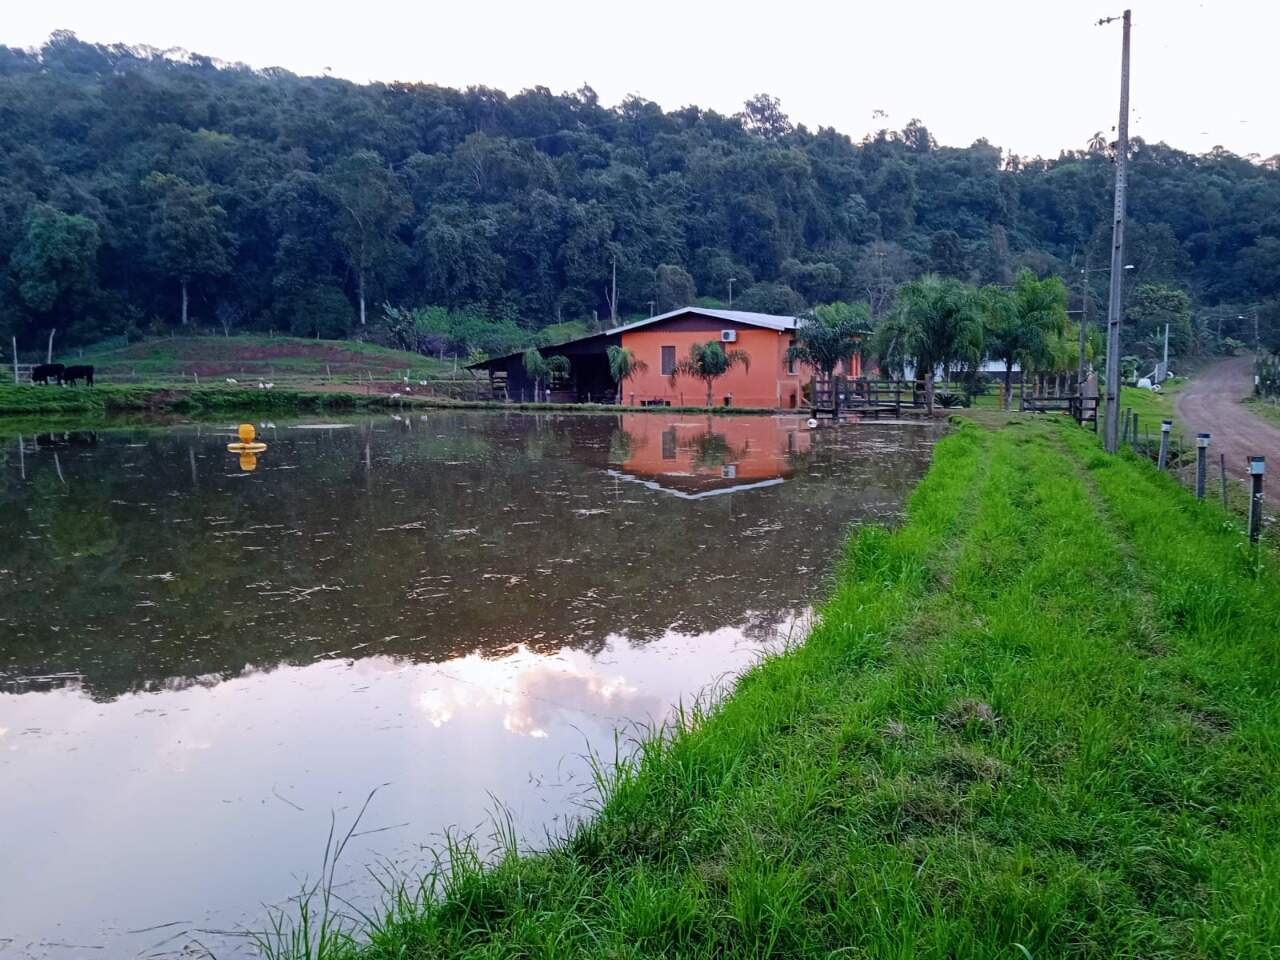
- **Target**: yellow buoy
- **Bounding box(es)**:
[228,422,267,460]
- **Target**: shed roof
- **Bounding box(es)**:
[604,307,799,335]
[467,307,800,370]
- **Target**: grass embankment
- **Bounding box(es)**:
[0,383,386,416]
[271,418,1279,959]
[0,383,785,419]
[1242,395,1280,429]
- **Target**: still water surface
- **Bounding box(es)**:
[0,411,935,957]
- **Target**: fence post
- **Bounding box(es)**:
[1220,453,1229,510]
[1131,413,1139,448]
[1195,433,1210,500]
[11,336,17,384]
[1248,457,1265,544]
[1158,420,1171,469]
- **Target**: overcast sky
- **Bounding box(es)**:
[6,0,1276,159]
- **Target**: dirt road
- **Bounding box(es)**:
[1175,355,1280,480]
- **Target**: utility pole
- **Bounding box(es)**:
[1100,9,1131,454]
[610,256,618,325]
[728,277,737,308]
[1162,322,1170,381]
[1077,255,1090,391]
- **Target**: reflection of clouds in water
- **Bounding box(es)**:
[414,646,667,739]
[504,666,663,738]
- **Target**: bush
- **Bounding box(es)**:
[936,391,969,408]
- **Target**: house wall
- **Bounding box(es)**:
[621,314,822,409]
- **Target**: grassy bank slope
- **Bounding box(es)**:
[271,418,1278,959]
[0,383,387,416]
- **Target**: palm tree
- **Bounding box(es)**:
[1009,270,1070,402]
[1088,131,1108,154]
[522,348,570,402]
[606,345,648,404]
[873,274,982,414]
[669,340,750,407]
[788,303,870,380]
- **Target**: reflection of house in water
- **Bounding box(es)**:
[610,414,811,498]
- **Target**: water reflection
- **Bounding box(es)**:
[612,413,808,497]
[0,411,936,956]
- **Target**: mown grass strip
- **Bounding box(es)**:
[267,420,1279,960]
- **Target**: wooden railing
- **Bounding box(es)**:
[811,377,923,417]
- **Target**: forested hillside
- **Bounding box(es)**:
[2,31,1278,358]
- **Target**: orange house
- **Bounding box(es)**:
[471,307,861,409]
[621,309,863,409]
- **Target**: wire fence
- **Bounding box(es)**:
[1107,404,1270,549]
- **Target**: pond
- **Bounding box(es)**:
[0,411,937,957]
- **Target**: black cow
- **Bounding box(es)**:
[62,364,95,387]
[31,363,64,385]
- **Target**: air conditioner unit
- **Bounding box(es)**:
[720,329,737,342]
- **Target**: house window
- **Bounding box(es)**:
[660,345,676,376]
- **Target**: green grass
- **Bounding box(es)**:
[0,383,381,416]
[0,383,799,421]
[1242,395,1280,428]
[70,334,455,383]
[263,417,1280,960]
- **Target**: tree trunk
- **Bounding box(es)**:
[1004,362,1013,410]
[47,328,56,364]
[358,269,366,326]
[925,376,935,414]
[616,380,624,405]
[181,280,189,326]
[705,380,714,408]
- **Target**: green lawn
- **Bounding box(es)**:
[265,417,1280,959]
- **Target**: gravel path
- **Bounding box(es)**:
[1175,355,1280,480]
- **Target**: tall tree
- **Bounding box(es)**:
[669,340,751,407]
[980,270,1069,407]
[322,151,411,326]
[144,174,234,326]
[874,275,982,413]
[9,204,100,339]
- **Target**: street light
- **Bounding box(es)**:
[728,278,738,308]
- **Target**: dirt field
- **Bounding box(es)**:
[1176,355,1280,480]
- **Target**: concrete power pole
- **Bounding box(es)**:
[1077,255,1090,391]
[1162,322,1170,380]
[1100,9,1131,454]
[610,257,618,325]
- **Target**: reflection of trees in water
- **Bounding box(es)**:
[688,431,737,470]
[0,413,936,701]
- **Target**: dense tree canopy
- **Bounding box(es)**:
[2,32,1278,358]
